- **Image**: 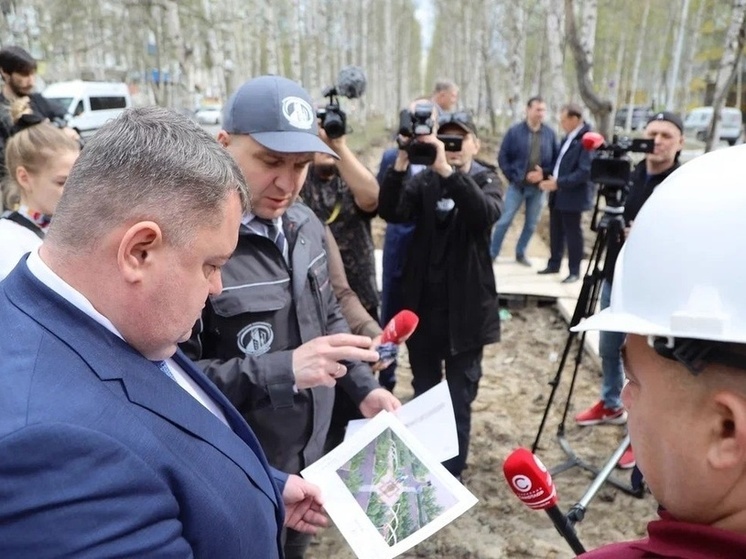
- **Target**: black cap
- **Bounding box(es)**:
[647,111,683,133]
[438,111,478,137]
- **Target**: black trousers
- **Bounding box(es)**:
[548,208,583,275]
[282,527,312,559]
[407,337,483,478]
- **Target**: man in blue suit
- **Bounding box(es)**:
[0,107,326,558]
[537,103,595,283]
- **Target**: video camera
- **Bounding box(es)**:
[317,66,366,139]
[397,102,438,165]
[582,132,653,211]
[396,103,466,165]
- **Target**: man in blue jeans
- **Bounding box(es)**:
[575,111,684,470]
[490,96,558,264]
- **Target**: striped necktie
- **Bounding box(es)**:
[250,217,288,262]
[154,360,175,381]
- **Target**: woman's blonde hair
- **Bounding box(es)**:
[3,97,79,209]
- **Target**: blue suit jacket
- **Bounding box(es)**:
[0,259,286,558]
[550,123,595,212]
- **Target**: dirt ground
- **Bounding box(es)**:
[307,145,659,558]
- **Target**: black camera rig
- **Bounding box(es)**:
[317,66,367,139]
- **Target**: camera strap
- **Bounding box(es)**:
[2,211,45,240]
[324,201,342,224]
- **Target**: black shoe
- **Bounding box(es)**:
[561,274,580,284]
[537,267,560,275]
[516,255,532,267]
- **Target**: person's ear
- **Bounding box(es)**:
[15,165,31,191]
[706,391,746,471]
[217,130,231,148]
[117,221,164,284]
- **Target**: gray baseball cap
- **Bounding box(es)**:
[223,75,338,158]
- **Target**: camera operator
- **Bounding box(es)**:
[300,126,380,321]
[0,46,79,171]
[574,111,684,470]
[378,111,504,480]
[375,96,434,392]
[300,114,382,452]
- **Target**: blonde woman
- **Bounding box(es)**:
[0,97,79,278]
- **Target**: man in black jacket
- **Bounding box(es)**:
[0,46,78,138]
[0,46,79,180]
[378,111,504,479]
[575,111,684,471]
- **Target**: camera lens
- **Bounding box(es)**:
[323,112,346,139]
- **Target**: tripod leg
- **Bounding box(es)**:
[566,434,632,524]
[532,228,608,452]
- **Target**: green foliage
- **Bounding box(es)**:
[394,494,415,540]
[419,485,444,523]
[346,469,364,493]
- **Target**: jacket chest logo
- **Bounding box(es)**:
[237,322,274,356]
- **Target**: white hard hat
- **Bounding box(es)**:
[573,144,746,345]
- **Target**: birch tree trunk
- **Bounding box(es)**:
[682,0,708,110]
[578,0,597,81]
[263,0,280,75]
[610,34,626,127]
[705,0,746,152]
[507,2,526,123]
[666,0,691,110]
[545,0,567,126]
[564,0,613,137]
[624,0,650,131]
[289,0,302,83]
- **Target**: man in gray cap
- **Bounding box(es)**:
[181,75,400,559]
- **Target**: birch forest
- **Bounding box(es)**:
[2,0,745,140]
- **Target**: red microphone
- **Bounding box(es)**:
[376,310,419,365]
[380,309,419,345]
[581,131,606,151]
[503,447,557,510]
[503,448,586,554]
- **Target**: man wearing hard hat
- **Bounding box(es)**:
[573,144,746,557]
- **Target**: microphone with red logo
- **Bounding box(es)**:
[581,131,606,151]
[503,448,586,555]
[376,310,419,365]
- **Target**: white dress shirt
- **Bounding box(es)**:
[552,123,585,178]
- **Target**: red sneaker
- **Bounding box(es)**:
[617,445,636,469]
[574,401,628,426]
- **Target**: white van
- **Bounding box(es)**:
[684,106,743,145]
[42,80,132,139]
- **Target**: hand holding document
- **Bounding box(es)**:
[302,410,477,559]
[305,383,474,558]
[344,381,458,462]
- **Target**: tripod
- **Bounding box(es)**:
[531,201,644,498]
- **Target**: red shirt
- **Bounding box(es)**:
[580,512,746,558]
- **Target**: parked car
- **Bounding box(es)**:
[614,105,654,131]
[195,106,222,125]
[684,106,743,146]
[42,80,131,139]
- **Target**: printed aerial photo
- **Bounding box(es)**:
[337,428,458,546]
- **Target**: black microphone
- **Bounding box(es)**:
[503,448,586,555]
[336,66,367,99]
